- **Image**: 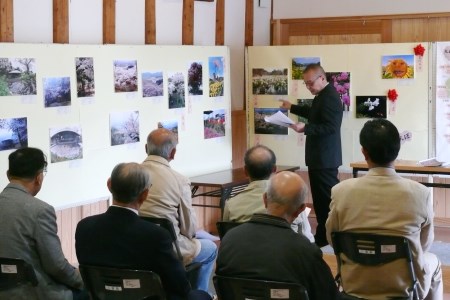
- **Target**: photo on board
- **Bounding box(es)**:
[43,77,71,108]
[142,71,163,97]
[49,125,83,163]
[254,107,289,135]
[292,57,320,80]
[326,72,350,111]
[110,111,140,146]
[75,57,95,97]
[381,55,414,79]
[355,96,387,118]
[168,72,185,109]
[188,61,203,96]
[252,68,288,95]
[157,119,178,141]
[0,117,28,151]
[113,60,138,92]
[204,109,226,139]
[296,99,313,123]
[209,56,224,97]
[0,58,37,96]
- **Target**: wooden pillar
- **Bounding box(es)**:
[215,0,224,45]
[53,0,69,43]
[381,19,393,43]
[103,0,115,44]
[182,0,194,45]
[0,0,13,42]
[145,0,156,44]
[245,0,253,46]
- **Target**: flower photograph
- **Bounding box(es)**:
[254,108,288,135]
[157,119,178,140]
[355,96,387,119]
[0,58,37,96]
[209,56,224,97]
[142,71,163,97]
[0,117,28,151]
[188,61,203,96]
[43,77,71,108]
[75,57,95,97]
[296,99,313,123]
[168,72,185,109]
[292,57,320,80]
[110,111,140,146]
[382,55,414,79]
[204,109,226,139]
[114,59,138,92]
[326,72,351,111]
[252,68,288,95]
[49,125,83,163]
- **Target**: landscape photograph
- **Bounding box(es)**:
[252,68,288,95]
[0,117,28,151]
[209,56,224,97]
[204,109,226,139]
[188,61,203,96]
[292,57,320,80]
[168,72,185,109]
[110,111,140,146]
[142,71,163,97]
[0,58,37,96]
[254,108,288,135]
[114,59,138,92]
[43,77,71,108]
[75,57,95,97]
[49,125,83,163]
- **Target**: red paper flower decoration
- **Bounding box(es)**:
[414,44,425,56]
[388,89,398,102]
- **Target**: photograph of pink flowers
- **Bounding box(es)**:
[158,120,178,141]
[355,96,387,119]
[296,99,313,123]
[382,55,414,79]
[204,109,226,139]
[209,56,224,97]
[142,71,163,97]
[188,61,203,96]
[0,58,37,96]
[0,117,27,151]
[110,111,140,146]
[292,57,320,80]
[326,72,350,111]
[254,108,288,135]
[43,77,71,108]
[49,125,83,163]
[75,57,95,97]
[168,72,185,109]
[113,60,138,92]
[252,68,288,95]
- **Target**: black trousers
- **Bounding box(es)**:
[308,168,339,246]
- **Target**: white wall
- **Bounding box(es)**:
[69,0,102,44]
[14,0,53,43]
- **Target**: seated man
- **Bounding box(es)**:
[0,148,85,300]
[140,128,217,293]
[216,171,339,300]
[75,162,210,300]
[326,119,443,299]
[223,145,314,242]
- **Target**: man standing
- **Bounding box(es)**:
[223,145,314,242]
[280,63,343,247]
[0,148,84,299]
[326,119,442,299]
[140,128,217,293]
[217,171,339,300]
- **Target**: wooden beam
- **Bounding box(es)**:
[53,0,69,43]
[381,19,392,43]
[182,0,194,45]
[0,0,13,42]
[245,0,253,46]
[215,0,224,45]
[288,20,383,36]
[103,0,115,44]
[145,0,156,44]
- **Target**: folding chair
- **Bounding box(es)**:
[0,257,38,291]
[213,275,309,300]
[331,232,418,300]
[79,264,166,300]
[216,221,242,240]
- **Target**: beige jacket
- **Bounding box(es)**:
[140,155,200,265]
[326,167,434,299]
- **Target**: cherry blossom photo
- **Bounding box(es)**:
[110,111,140,146]
[114,60,138,92]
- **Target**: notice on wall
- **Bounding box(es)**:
[435,42,450,163]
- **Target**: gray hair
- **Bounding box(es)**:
[110,163,151,204]
[266,173,308,214]
[146,133,177,160]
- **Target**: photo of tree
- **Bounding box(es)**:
[252,68,288,95]
[296,99,313,123]
[157,120,178,140]
[0,117,27,151]
[204,109,226,139]
[110,111,140,146]
[43,77,71,108]
[49,125,83,163]
[209,56,224,97]
[356,96,387,119]
[254,108,288,135]
[382,55,414,79]
[292,57,320,80]
[142,71,163,97]
[326,72,351,111]
[188,61,203,96]
[0,58,37,96]
[168,72,185,109]
[75,57,95,97]
[114,60,138,92]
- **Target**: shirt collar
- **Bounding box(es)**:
[110,204,139,215]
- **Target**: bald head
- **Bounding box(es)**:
[108,162,151,205]
[244,145,276,180]
[146,128,178,160]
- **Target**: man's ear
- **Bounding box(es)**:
[263,192,268,208]
[137,188,149,207]
[169,147,176,160]
[292,203,306,219]
[107,177,113,193]
[361,147,369,161]
[145,144,148,155]
[271,165,277,174]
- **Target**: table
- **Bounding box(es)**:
[190,165,300,217]
[350,160,450,188]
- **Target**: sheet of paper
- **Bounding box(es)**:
[418,157,443,167]
[264,111,294,127]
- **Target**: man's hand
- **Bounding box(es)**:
[279,100,292,110]
[290,122,305,133]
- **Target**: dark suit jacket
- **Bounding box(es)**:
[75,206,191,300]
[290,83,343,169]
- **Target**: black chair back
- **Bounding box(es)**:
[0,257,38,291]
[79,264,166,300]
[213,275,309,300]
[216,221,242,240]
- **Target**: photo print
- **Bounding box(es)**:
[203,109,226,139]
[296,99,313,123]
[326,72,350,111]
[254,108,289,135]
[382,55,414,79]
[188,61,203,96]
[49,125,83,163]
[43,77,71,108]
[157,119,178,141]
[355,96,387,119]
[113,60,138,92]
[0,117,27,151]
[252,68,288,95]
[209,56,224,97]
[110,111,140,146]
[142,71,163,97]
[168,72,185,109]
[292,57,320,80]
[75,57,95,97]
[0,58,37,96]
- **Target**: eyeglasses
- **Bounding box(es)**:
[42,167,47,177]
[303,75,321,86]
